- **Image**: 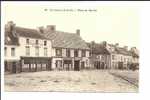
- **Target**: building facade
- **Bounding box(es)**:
[130,47,139,69]
[39,25,90,71]
[87,41,111,69]
[4,21,52,73]
[88,41,134,70]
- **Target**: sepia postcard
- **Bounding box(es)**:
[2,1,139,93]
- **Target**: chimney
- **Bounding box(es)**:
[46,25,56,33]
[6,21,16,32]
[76,29,80,36]
[124,46,128,50]
[91,41,95,45]
[115,43,119,47]
[38,26,45,34]
[131,47,137,52]
[102,41,107,47]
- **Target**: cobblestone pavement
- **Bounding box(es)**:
[5,70,138,92]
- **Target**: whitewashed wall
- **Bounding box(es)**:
[70,49,74,57]
[18,37,52,57]
[4,45,20,61]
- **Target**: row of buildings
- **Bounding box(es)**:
[87,41,139,70]
[4,21,139,73]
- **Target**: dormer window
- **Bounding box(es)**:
[36,40,39,45]
[26,39,29,44]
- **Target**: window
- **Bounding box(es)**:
[4,47,7,56]
[89,51,92,56]
[82,50,86,57]
[101,55,105,60]
[124,58,126,62]
[36,40,39,45]
[35,47,39,56]
[11,48,15,56]
[44,41,47,46]
[26,46,30,56]
[129,58,131,62]
[86,60,88,65]
[26,39,29,44]
[121,56,123,61]
[74,50,78,57]
[66,49,70,57]
[56,48,62,56]
[112,55,115,60]
[56,60,62,68]
[44,48,47,56]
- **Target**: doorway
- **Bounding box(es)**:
[81,61,85,69]
[118,62,123,69]
[74,60,80,71]
[12,62,16,73]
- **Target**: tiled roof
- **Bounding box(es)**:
[15,27,48,40]
[5,26,49,45]
[87,43,110,54]
[115,47,132,56]
[130,51,139,58]
[43,31,90,50]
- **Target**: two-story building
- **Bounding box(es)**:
[4,21,52,73]
[115,46,132,69]
[87,41,133,70]
[39,25,90,71]
[87,41,110,69]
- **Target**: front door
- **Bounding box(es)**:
[101,62,104,69]
[56,60,62,70]
[12,62,16,73]
[74,60,80,71]
[5,61,8,72]
[81,61,85,69]
[118,62,123,69]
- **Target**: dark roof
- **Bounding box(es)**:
[5,30,19,45]
[115,47,132,56]
[15,27,48,40]
[130,51,139,58]
[107,44,118,54]
[42,31,90,50]
[87,42,110,54]
[5,26,49,45]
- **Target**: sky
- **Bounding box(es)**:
[2,2,139,49]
